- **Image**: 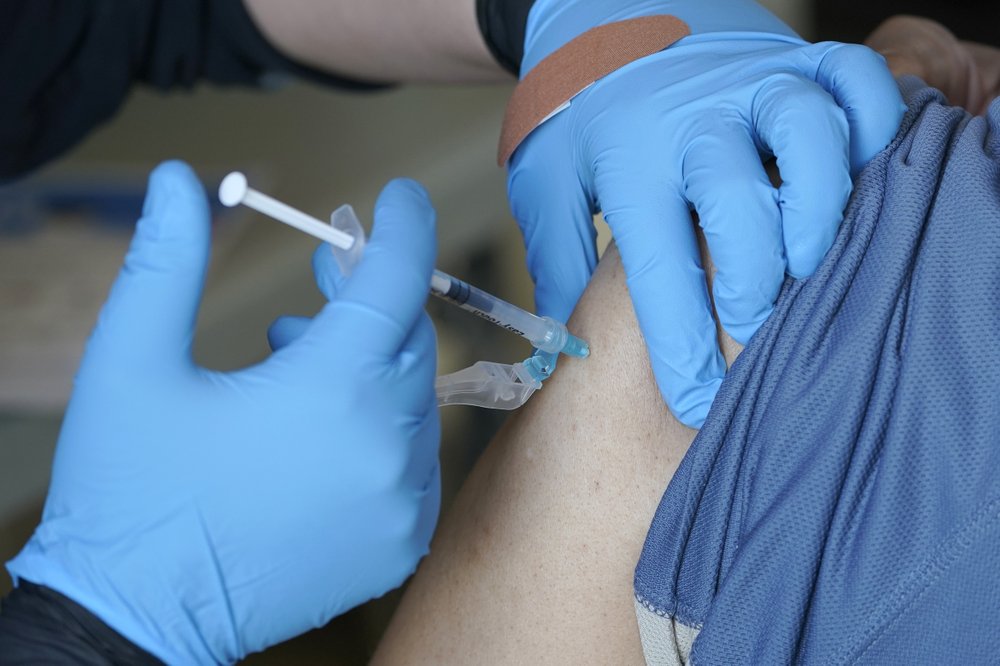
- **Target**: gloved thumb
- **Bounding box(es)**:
[86,161,211,368]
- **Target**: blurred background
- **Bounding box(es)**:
[1,0,993,661]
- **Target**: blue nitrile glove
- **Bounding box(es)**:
[6,162,441,664]
[508,0,906,427]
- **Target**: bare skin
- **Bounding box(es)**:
[865,15,1000,115]
[373,236,742,664]
[242,0,507,83]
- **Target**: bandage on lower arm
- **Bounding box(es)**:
[497,15,690,166]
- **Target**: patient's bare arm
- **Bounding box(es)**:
[373,241,741,664]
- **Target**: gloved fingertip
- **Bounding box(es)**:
[785,266,812,281]
[669,377,723,430]
[531,248,594,322]
[785,237,831,279]
[533,287,575,324]
[144,160,202,215]
[136,160,211,254]
[369,177,437,266]
[721,309,771,346]
[376,178,433,215]
[267,315,311,351]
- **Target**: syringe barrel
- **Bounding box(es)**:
[220,174,591,358]
[431,271,563,351]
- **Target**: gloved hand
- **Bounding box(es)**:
[6,162,441,664]
[508,0,906,427]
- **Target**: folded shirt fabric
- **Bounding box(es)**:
[633,79,1000,665]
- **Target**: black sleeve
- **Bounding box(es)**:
[475,0,537,76]
[0,0,384,182]
[0,581,164,665]
[815,0,1000,46]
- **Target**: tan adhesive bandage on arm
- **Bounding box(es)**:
[497,15,690,166]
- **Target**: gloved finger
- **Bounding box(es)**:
[309,178,436,358]
[311,243,349,301]
[813,43,906,174]
[598,170,725,428]
[87,160,211,367]
[752,75,852,278]
[682,120,783,344]
[267,315,311,351]
[508,124,597,322]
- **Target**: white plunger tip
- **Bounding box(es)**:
[219,172,248,207]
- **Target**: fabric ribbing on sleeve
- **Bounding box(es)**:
[634,79,1000,665]
[0,0,383,182]
[0,582,163,665]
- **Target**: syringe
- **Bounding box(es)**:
[219,172,589,358]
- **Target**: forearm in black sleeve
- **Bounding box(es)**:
[475,0,537,75]
[0,0,381,182]
[0,581,163,665]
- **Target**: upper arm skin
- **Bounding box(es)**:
[373,239,742,664]
[241,0,507,83]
